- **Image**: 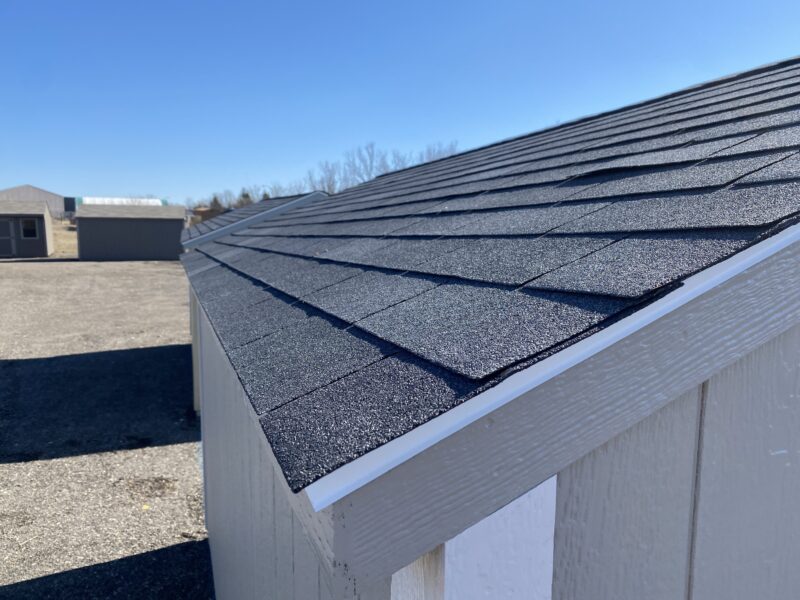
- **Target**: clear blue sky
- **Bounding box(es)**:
[2,1,799,204]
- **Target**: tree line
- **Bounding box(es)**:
[188,141,458,211]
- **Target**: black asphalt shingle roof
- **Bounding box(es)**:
[182,194,304,242]
[182,58,800,492]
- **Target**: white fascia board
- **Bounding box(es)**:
[182,191,327,249]
[304,222,800,512]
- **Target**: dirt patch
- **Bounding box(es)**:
[121,476,178,500]
[51,219,78,258]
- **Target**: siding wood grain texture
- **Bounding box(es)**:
[553,389,701,599]
[553,323,800,600]
[690,323,800,599]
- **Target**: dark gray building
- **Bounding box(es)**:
[0,197,54,258]
[0,185,66,219]
[76,204,186,260]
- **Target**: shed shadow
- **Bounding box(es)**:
[0,540,214,599]
[0,344,198,463]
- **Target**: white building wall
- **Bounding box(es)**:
[444,476,556,600]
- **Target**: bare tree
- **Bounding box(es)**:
[306,160,341,194]
[194,141,458,204]
[417,141,459,164]
[390,149,413,171]
[343,142,391,186]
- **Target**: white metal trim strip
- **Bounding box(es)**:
[303,222,800,511]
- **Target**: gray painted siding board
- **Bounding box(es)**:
[77,217,183,260]
[690,323,800,599]
[552,388,701,600]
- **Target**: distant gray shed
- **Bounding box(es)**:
[0,197,54,258]
[0,185,66,219]
[76,204,186,261]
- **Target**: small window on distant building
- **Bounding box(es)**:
[21,218,38,239]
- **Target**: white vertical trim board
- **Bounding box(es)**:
[304,223,800,512]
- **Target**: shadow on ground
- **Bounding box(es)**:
[0,258,80,263]
[0,344,198,462]
[0,540,214,599]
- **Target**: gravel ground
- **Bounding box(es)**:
[0,259,213,598]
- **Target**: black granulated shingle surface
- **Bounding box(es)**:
[556,181,800,233]
[411,235,620,285]
[398,201,610,236]
[736,152,800,183]
[260,353,479,491]
[228,317,396,415]
[206,291,311,352]
[568,152,793,200]
[531,230,762,297]
[320,236,471,270]
[357,284,630,379]
[302,271,442,322]
[716,125,800,156]
[182,58,800,492]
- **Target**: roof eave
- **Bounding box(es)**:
[303,221,800,512]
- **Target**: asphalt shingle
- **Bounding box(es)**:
[358,284,629,379]
[261,353,478,491]
[555,182,800,233]
[229,317,395,414]
[531,230,761,297]
[302,271,442,322]
[411,235,620,285]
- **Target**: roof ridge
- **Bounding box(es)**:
[365,56,800,183]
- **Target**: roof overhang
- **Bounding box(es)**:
[182,191,328,249]
[293,223,800,586]
[304,221,800,512]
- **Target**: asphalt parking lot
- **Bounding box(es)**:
[0,257,214,598]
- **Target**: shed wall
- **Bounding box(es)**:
[77,217,183,260]
[0,215,51,258]
[552,322,800,600]
[197,291,393,600]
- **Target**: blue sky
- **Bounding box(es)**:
[2,1,799,204]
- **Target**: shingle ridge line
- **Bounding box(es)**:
[275,107,800,220]
[338,85,800,203]
[291,99,800,213]
[230,224,768,244]
[369,57,800,182]
[364,76,800,192]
